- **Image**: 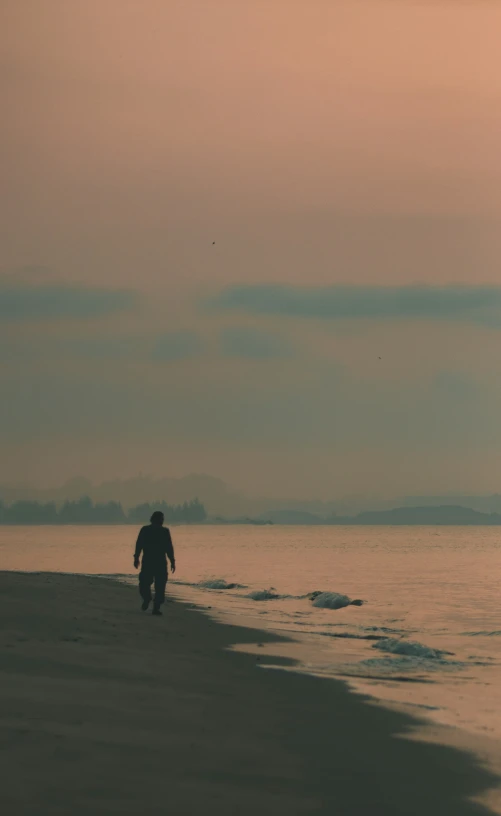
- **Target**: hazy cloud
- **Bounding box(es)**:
[0,334,146,364]
[220,326,293,360]
[211,285,501,327]
[151,331,203,362]
[0,284,137,322]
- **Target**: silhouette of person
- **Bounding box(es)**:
[134,511,176,616]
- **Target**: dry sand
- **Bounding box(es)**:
[0,571,498,815]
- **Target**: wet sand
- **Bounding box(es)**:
[0,571,498,815]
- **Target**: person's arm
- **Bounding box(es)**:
[134,527,145,569]
[165,528,176,573]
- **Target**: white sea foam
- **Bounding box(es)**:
[309,591,363,609]
[363,625,402,634]
[372,638,451,659]
[319,631,386,641]
[172,578,246,590]
[247,589,281,601]
[342,655,464,676]
[198,578,245,590]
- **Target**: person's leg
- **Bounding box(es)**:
[152,567,167,614]
[139,569,153,610]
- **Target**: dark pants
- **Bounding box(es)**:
[139,563,168,609]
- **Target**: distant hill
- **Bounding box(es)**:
[338,505,501,526]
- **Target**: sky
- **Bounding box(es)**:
[1,0,501,499]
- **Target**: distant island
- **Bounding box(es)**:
[259,505,501,526]
[336,505,501,526]
[1,496,501,526]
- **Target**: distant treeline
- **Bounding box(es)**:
[0,496,207,525]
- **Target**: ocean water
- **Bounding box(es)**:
[2,524,501,748]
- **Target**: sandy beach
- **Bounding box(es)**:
[0,571,498,815]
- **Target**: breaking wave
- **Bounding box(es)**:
[172,580,365,608]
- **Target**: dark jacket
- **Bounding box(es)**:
[134,524,175,569]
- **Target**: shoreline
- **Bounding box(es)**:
[0,571,499,815]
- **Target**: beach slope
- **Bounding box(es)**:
[0,572,497,815]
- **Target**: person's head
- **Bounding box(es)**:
[150,510,164,526]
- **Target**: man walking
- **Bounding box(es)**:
[134,511,176,615]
